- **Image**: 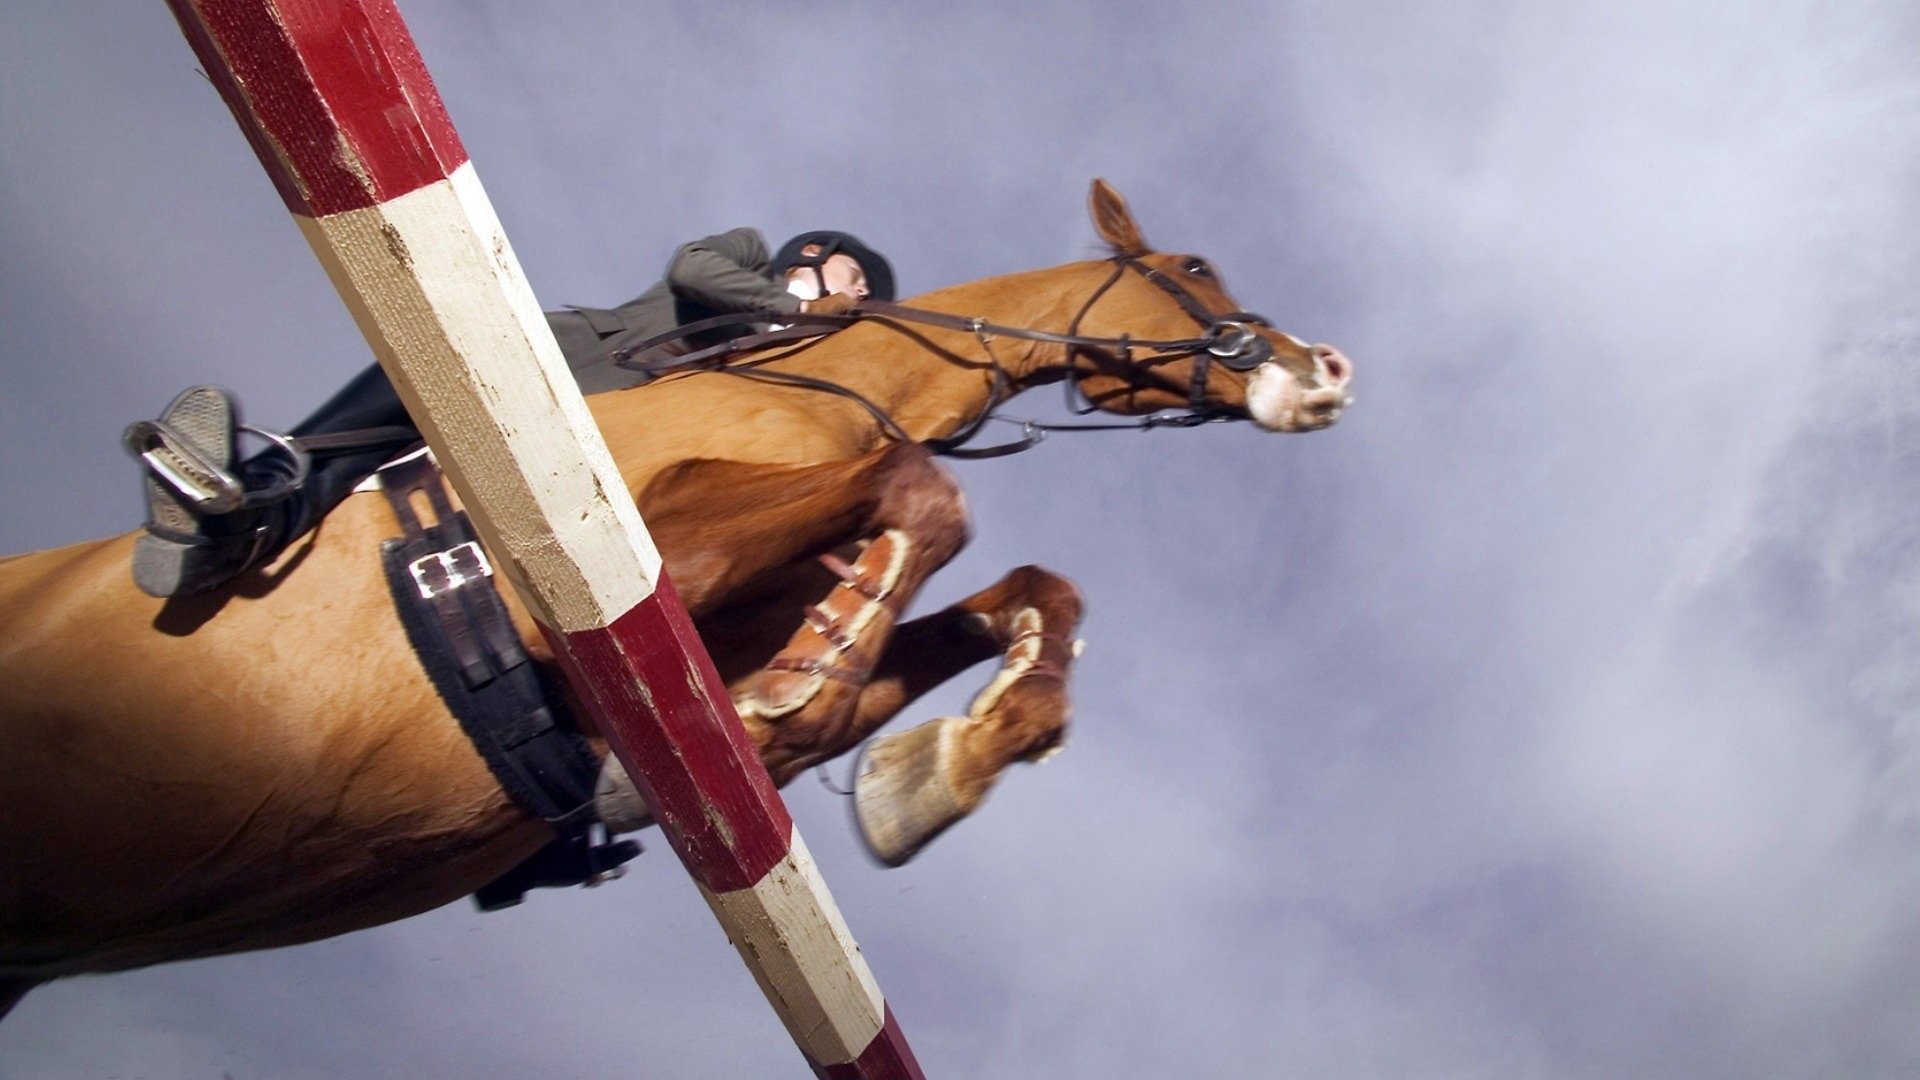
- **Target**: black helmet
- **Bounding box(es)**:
[772,230,896,302]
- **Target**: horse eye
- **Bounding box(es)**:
[1183,258,1214,279]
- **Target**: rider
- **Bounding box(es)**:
[125,228,895,598]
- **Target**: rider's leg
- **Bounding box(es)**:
[245,361,416,537]
[128,385,252,598]
[129,363,416,597]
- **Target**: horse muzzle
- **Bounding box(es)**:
[1246,346,1354,432]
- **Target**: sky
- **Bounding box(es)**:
[4,1,1920,1077]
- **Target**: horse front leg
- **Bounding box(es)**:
[844,565,1086,865]
[593,442,971,829]
[731,445,972,782]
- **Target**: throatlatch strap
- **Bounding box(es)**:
[377,455,634,907]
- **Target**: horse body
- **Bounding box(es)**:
[0,516,532,977]
[0,182,1353,997]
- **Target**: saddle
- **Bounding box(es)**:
[375,450,639,910]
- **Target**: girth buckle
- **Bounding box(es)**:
[409,540,493,599]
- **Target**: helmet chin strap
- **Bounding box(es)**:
[795,237,843,301]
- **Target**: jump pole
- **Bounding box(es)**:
[161,3,924,1076]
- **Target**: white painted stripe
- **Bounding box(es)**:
[296,163,660,631]
[700,829,887,1066]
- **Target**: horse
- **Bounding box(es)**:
[0,180,1353,1016]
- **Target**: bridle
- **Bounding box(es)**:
[1057,254,1275,419]
[611,253,1286,459]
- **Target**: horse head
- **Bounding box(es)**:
[1063,179,1354,433]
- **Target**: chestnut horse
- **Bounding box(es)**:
[0,181,1353,1014]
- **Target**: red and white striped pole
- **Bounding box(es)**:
[162,3,924,1076]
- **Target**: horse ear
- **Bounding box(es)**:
[1089,178,1150,256]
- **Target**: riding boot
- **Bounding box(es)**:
[127,385,266,598]
[127,366,420,598]
[262,361,418,536]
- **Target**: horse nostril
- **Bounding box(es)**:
[1312,345,1351,384]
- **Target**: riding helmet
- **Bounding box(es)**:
[772,230,896,301]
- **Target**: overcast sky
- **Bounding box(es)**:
[5,1,1920,1077]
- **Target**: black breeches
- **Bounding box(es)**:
[242,307,597,541]
[242,361,415,535]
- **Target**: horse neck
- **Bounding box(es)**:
[767,262,1105,443]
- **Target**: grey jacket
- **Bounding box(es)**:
[549,228,802,394]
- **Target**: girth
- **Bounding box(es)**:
[376,452,637,909]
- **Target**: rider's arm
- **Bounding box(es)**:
[665,228,803,317]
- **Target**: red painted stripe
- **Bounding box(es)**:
[812,1008,926,1080]
[166,0,467,217]
[549,570,793,894]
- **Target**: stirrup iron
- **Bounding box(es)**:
[123,420,312,514]
[123,418,246,513]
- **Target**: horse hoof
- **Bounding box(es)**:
[854,717,971,866]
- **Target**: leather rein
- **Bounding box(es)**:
[610,255,1280,460]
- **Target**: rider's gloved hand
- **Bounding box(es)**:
[802,291,860,317]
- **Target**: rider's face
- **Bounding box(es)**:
[804,253,869,299]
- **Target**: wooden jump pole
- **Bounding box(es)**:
[160,3,925,1076]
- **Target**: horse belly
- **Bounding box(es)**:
[0,529,542,976]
